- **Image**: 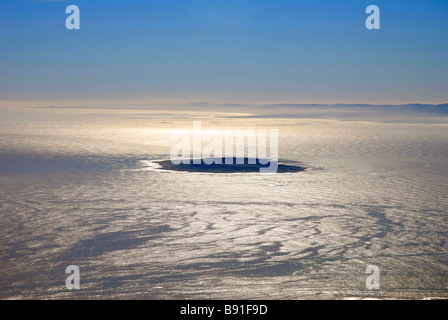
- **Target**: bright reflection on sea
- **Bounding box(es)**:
[0,106,447,299]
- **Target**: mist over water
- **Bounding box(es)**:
[1,106,448,299]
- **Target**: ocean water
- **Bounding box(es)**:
[1,106,448,299]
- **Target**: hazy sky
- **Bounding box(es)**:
[1,0,447,104]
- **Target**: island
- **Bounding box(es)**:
[151,157,306,173]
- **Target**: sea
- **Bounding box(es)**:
[1,105,447,299]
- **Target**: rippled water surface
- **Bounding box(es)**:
[1,107,447,299]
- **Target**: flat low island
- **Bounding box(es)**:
[152,157,306,173]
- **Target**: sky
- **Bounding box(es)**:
[0,0,447,104]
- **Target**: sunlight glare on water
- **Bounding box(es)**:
[0,107,447,299]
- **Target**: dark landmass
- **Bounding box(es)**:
[155,158,306,173]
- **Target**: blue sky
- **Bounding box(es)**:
[1,0,447,104]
